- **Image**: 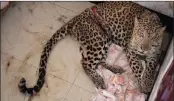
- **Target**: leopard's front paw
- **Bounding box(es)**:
[94,76,106,89]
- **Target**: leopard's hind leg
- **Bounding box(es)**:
[80,42,109,89]
[81,58,106,89]
[80,42,124,89]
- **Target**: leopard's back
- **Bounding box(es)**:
[94,2,146,48]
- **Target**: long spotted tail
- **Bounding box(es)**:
[18,23,72,95]
[18,7,93,96]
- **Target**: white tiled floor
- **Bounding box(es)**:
[1,2,96,101]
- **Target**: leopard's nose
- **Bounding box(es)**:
[141,44,150,51]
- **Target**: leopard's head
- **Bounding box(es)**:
[130,10,166,55]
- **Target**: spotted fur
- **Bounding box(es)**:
[18,2,165,95]
[127,10,165,93]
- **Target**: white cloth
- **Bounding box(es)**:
[91,44,146,101]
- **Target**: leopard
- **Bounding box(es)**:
[93,6,165,93]
[18,1,165,96]
[126,11,165,93]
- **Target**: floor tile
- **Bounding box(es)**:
[74,69,96,93]
[65,85,94,101]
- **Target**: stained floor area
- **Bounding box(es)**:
[1,2,96,101]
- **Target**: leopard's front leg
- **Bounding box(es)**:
[81,54,107,89]
[126,50,145,92]
[141,57,158,93]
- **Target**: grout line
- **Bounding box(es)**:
[46,73,73,100]
[47,73,69,82]
[73,83,95,94]
[64,81,74,100]
[72,68,81,84]
[52,68,96,94]
[71,68,95,94]
[62,68,82,99]
[48,70,95,95]
[63,83,94,101]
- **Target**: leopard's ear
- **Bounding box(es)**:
[158,26,166,38]
[159,26,166,34]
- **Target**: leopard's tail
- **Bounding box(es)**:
[18,7,93,96]
[18,19,75,96]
